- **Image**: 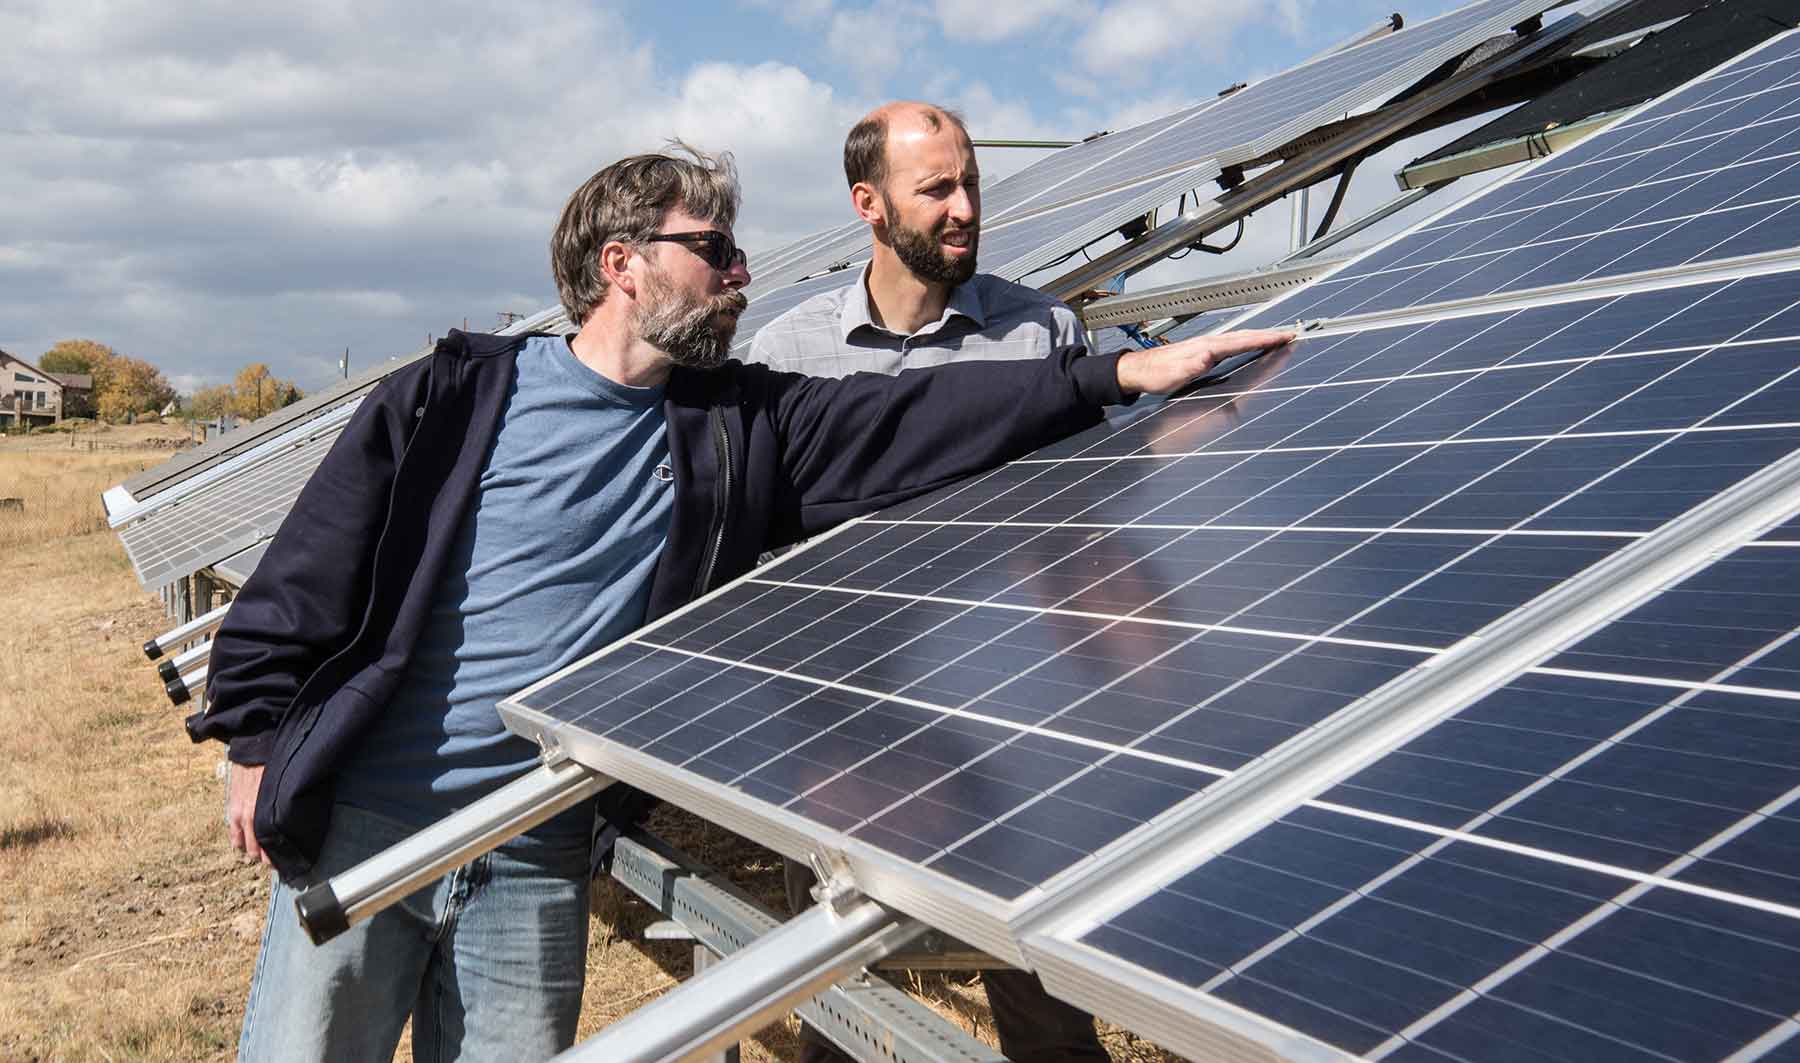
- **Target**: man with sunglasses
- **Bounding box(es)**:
[196,141,1290,1062]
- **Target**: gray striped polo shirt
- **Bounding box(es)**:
[745,263,1086,378]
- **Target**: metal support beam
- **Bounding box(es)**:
[691,947,742,1063]
[167,666,206,706]
[157,640,211,684]
[144,602,229,660]
[293,758,612,944]
[1076,256,1353,329]
[608,833,1007,1062]
[1045,13,1587,304]
[554,892,921,1063]
[1288,186,1309,254]
[1396,107,1622,189]
[1284,184,1442,261]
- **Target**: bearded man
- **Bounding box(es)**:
[748,102,1118,1062]
[197,141,1290,1063]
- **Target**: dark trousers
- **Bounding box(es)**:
[784,859,1108,1062]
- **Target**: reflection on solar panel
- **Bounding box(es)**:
[211,540,269,588]
[1262,30,1800,323]
[114,401,361,591]
[503,30,1800,1060]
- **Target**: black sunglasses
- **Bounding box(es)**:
[643,230,747,272]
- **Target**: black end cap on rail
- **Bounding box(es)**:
[183,710,206,743]
[166,676,191,705]
[157,659,179,683]
[144,639,162,661]
[296,883,349,945]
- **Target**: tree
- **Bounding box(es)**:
[187,384,235,422]
[228,363,304,421]
[95,356,177,422]
[39,338,115,377]
[38,339,117,418]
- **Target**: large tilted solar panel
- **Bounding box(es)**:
[977,0,1560,229]
[506,260,1800,923]
[501,30,1800,1060]
[1048,544,1800,1061]
[1257,28,1800,326]
[114,401,361,591]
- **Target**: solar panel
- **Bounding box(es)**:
[979,0,1558,229]
[1047,545,1800,1060]
[211,540,269,588]
[1258,30,1800,325]
[114,400,361,591]
[501,29,1800,1059]
[746,221,870,298]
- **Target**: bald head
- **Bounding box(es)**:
[844,101,970,191]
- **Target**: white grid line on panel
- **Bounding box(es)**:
[869,519,1649,539]
[1723,1014,1800,1063]
[1015,421,1800,464]
[1177,332,1800,404]
[746,579,1442,656]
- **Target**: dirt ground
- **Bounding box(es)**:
[0,445,1182,1062]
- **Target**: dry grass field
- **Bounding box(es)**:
[0,431,1181,1062]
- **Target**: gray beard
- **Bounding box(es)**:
[636,276,748,370]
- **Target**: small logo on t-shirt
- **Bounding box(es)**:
[654,464,674,483]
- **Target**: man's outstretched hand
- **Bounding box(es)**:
[1115,327,1297,397]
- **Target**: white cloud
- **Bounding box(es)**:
[0,0,863,387]
[825,4,931,87]
[929,0,1091,42]
[1077,0,1307,78]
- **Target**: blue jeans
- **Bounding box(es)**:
[237,805,590,1063]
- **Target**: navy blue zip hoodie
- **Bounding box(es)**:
[193,330,1124,880]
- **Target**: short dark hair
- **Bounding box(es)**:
[551,141,740,326]
[843,104,969,190]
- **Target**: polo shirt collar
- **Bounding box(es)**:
[838,262,987,341]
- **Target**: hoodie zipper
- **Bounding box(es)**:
[694,404,733,598]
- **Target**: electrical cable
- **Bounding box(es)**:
[1311,154,1363,243]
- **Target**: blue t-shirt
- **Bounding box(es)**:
[337,336,672,838]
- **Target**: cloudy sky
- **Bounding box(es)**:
[2,0,1485,393]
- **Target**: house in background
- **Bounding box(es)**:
[47,372,93,418]
[0,349,65,427]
